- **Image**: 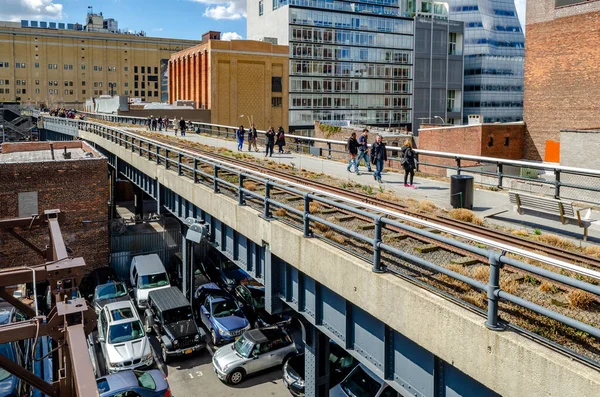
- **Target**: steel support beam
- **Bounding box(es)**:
[0,320,48,344]
[46,210,68,261]
[6,229,46,258]
[304,323,330,397]
[0,288,36,318]
[0,351,58,397]
[65,324,99,397]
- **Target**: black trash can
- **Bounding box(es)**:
[450,175,474,210]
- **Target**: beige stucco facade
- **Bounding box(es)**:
[0,23,198,108]
[169,39,289,130]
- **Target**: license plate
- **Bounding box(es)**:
[185,349,193,354]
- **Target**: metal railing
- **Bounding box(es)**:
[76,111,600,205]
[43,116,600,358]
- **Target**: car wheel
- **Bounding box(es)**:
[228,368,245,385]
[211,330,218,346]
[145,317,152,334]
[162,346,170,364]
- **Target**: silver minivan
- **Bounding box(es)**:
[212,326,298,385]
[129,254,171,309]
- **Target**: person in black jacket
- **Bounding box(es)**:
[370,135,387,183]
[346,132,359,174]
[265,126,276,157]
[276,126,286,154]
[401,140,416,188]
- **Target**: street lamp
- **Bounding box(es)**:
[434,115,446,124]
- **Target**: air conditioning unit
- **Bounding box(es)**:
[260,37,278,45]
[468,114,483,125]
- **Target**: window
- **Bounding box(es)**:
[65,89,69,95]
[135,91,139,96]
[82,81,86,86]
[488,137,494,147]
[35,63,39,68]
[154,90,158,97]
[124,66,128,72]
[82,64,86,70]
[504,137,510,147]
[16,63,20,68]
[448,32,457,55]
[271,97,282,107]
[53,64,57,69]
[134,82,138,89]
[16,89,21,94]
[134,66,138,73]
[48,64,52,69]
[259,0,264,15]
[49,89,53,94]
[142,82,145,89]
[148,91,152,97]
[141,91,145,96]
[35,88,40,94]
[141,66,145,73]
[124,82,129,87]
[272,77,282,92]
[154,67,158,74]
[447,90,456,112]
[94,66,98,71]
[35,80,39,85]
[64,64,69,70]
[82,89,86,94]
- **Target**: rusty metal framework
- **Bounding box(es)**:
[0,210,98,397]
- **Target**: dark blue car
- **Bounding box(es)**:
[217,261,251,289]
[194,283,250,345]
[97,369,170,397]
[0,308,24,397]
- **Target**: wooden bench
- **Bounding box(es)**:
[508,191,596,240]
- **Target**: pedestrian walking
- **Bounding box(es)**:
[346,132,359,174]
[265,126,275,157]
[158,117,163,131]
[401,140,416,188]
[370,135,387,183]
[236,125,245,151]
[276,126,286,154]
[247,123,259,152]
[179,118,187,136]
[146,116,152,131]
[151,116,158,131]
[357,128,373,173]
[163,116,169,132]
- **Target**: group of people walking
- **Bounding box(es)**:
[146,115,189,136]
[346,128,416,186]
[236,125,286,157]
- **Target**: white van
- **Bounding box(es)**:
[129,254,171,309]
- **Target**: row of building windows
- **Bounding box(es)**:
[290,109,411,125]
[292,60,411,78]
[464,84,523,92]
[465,38,524,48]
[290,77,411,94]
[288,0,398,15]
[291,43,411,64]
[464,100,523,108]
[133,82,159,89]
[134,66,159,74]
[290,27,412,48]
[451,5,516,17]
[465,68,522,77]
[290,94,411,109]
[290,8,413,35]
[0,89,9,94]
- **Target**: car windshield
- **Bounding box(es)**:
[233,335,253,358]
[95,282,128,300]
[108,320,145,343]
[340,366,381,397]
[249,288,266,309]
[212,299,240,318]
[162,306,193,324]
[139,273,169,289]
[0,344,14,382]
[221,261,238,271]
[133,371,156,390]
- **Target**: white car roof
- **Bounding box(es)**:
[104,300,140,324]
[132,254,166,275]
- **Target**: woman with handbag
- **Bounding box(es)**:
[401,140,416,188]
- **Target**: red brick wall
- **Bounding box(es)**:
[524,10,600,160]
[418,124,524,176]
[1,141,86,154]
[0,153,109,270]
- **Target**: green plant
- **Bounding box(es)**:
[534,228,542,235]
[318,123,342,138]
[362,185,368,193]
[366,185,373,195]
[524,275,539,286]
[378,185,385,193]
[341,182,347,189]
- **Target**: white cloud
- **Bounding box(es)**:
[152,27,164,32]
[515,0,526,33]
[191,0,246,20]
[0,0,64,21]
[221,31,243,40]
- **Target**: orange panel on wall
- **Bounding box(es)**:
[544,140,560,163]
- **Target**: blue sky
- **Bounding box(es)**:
[0,0,526,41]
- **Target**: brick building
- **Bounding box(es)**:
[524,0,600,161]
[168,32,289,130]
[417,122,525,176]
[0,141,109,269]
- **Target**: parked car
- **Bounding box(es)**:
[80,267,119,300]
[0,307,25,397]
[194,283,250,345]
[329,364,400,397]
[130,254,171,309]
[233,281,287,328]
[212,326,299,385]
[283,341,358,396]
[97,301,154,373]
[96,369,170,397]
[92,281,131,314]
[213,259,252,289]
[145,286,207,363]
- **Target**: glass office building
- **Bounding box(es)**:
[249,0,415,133]
[446,0,524,123]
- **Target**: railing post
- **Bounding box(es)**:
[264,181,271,219]
[155,146,160,165]
[303,194,311,237]
[485,252,503,331]
[327,142,332,157]
[238,174,245,205]
[554,169,561,199]
[165,149,169,170]
[193,158,198,183]
[213,165,219,193]
[373,216,383,273]
[456,157,461,176]
[147,143,151,161]
[177,153,182,176]
[131,137,135,152]
[497,163,503,189]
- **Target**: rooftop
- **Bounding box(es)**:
[148,287,190,311]
[0,141,102,163]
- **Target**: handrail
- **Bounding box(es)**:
[43,116,600,347]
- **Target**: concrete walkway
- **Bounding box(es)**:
[130,127,600,245]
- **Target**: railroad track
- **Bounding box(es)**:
[143,133,600,271]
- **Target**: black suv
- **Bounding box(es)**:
[145,286,207,363]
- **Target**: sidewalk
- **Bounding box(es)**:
[132,127,599,245]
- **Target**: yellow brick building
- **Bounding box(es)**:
[0,21,199,108]
[169,34,289,130]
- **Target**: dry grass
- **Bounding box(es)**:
[471,265,489,283]
[448,209,484,226]
[447,264,468,276]
[243,181,257,191]
[566,290,596,309]
[439,274,470,291]
[539,281,559,294]
[500,276,520,295]
[511,229,529,237]
[404,198,420,208]
[309,202,323,214]
[584,245,600,258]
[313,222,330,233]
[324,230,346,244]
[532,234,577,251]
[463,291,487,309]
[274,208,287,217]
[418,200,437,212]
[375,192,400,202]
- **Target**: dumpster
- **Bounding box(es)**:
[450,175,474,209]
